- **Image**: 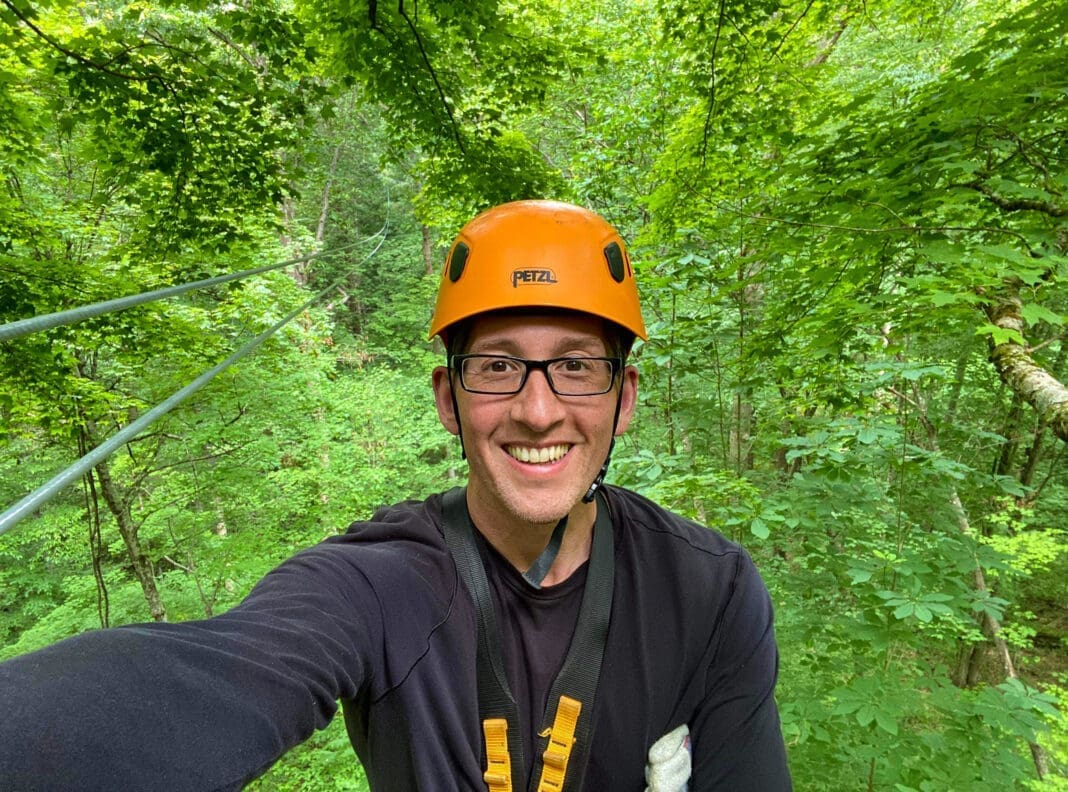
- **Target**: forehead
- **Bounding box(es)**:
[464,311,611,354]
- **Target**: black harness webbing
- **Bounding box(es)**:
[442,487,615,792]
[521,515,568,589]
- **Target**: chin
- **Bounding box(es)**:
[501,487,588,527]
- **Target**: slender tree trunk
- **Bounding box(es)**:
[731,251,760,472]
[316,142,344,245]
[93,456,167,622]
[73,357,166,621]
[78,430,110,629]
[422,224,434,275]
[993,393,1024,479]
[908,384,1048,780]
[730,394,753,473]
[944,345,972,426]
[279,195,297,269]
[1018,419,1045,490]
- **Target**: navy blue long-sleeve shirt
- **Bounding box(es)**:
[0,486,790,790]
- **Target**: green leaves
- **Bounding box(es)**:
[974,322,1026,347]
[830,676,904,736]
[1,1,1064,788]
[877,590,956,624]
[974,679,1060,741]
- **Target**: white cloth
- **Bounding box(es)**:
[645,723,691,791]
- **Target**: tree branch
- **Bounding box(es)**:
[700,0,728,160]
[1,0,144,82]
[966,181,1066,217]
[768,0,817,63]
[396,0,465,155]
[149,441,255,475]
[983,287,1068,443]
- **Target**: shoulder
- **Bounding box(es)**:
[604,485,747,560]
[603,485,770,616]
[318,493,448,557]
[252,494,453,605]
[244,494,462,696]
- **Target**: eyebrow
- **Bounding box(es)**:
[468,335,608,356]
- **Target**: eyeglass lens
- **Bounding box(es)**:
[459,355,615,395]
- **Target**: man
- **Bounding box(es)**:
[0,200,790,791]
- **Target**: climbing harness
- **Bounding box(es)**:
[442,487,615,792]
[521,515,568,590]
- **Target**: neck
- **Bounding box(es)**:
[468,496,597,586]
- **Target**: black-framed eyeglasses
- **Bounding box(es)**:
[451,354,622,396]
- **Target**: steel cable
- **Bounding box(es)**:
[0,232,383,343]
[0,231,388,537]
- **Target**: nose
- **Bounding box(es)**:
[511,368,565,431]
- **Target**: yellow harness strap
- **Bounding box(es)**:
[536,696,583,792]
[483,718,513,792]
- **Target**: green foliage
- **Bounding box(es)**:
[1,0,320,252]
[249,716,369,791]
[302,0,576,223]
[2,0,1066,788]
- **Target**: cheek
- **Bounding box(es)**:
[579,403,620,440]
[454,397,505,441]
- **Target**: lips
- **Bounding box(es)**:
[506,443,571,464]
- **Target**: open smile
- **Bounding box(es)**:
[505,444,571,464]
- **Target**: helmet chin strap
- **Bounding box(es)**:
[448,369,467,460]
[582,440,613,503]
[583,382,625,503]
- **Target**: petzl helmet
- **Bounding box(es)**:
[428,200,647,343]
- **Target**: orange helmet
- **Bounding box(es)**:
[428,200,647,343]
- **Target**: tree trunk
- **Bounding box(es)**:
[944,345,972,426]
[983,287,1068,442]
[730,393,754,473]
[279,195,297,266]
[316,142,344,245]
[422,223,434,275]
[992,392,1024,479]
[93,456,168,622]
[731,250,761,472]
[909,384,1048,780]
[73,358,167,622]
[78,429,110,629]
[1020,341,1067,489]
[807,13,851,67]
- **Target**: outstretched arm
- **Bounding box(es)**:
[0,544,378,792]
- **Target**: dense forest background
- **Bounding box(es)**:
[1,0,1065,788]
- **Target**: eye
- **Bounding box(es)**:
[487,358,515,373]
[561,358,594,373]
[468,356,522,377]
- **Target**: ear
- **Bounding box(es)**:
[613,365,639,436]
[432,366,460,435]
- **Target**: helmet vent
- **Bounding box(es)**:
[604,242,625,283]
[448,242,470,282]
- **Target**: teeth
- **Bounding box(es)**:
[508,444,570,464]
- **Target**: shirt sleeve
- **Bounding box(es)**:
[690,550,792,791]
[0,544,382,792]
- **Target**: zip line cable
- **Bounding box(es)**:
[0,232,388,538]
[0,233,383,344]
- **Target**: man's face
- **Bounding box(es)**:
[432,312,638,532]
